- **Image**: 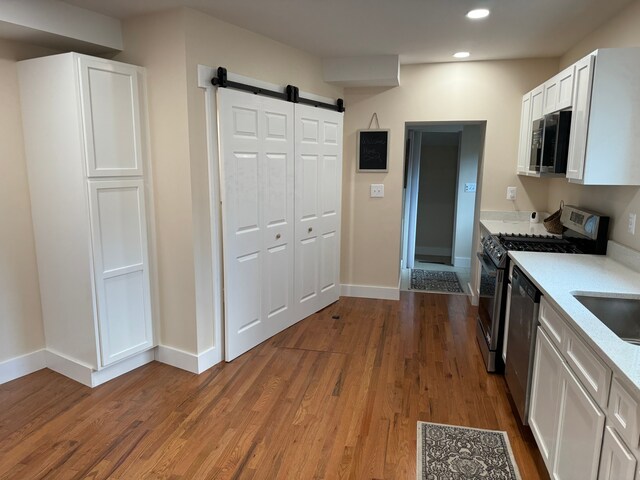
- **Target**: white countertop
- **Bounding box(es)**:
[509,251,640,394]
[480,219,556,236]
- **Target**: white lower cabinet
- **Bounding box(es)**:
[554,361,605,480]
[529,297,640,480]
[529,327,563,472]
[598,426,637,480]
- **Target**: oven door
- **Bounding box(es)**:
[477,251,504,351]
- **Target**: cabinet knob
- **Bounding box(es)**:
[276,233,281,240]
[308,227,313,233]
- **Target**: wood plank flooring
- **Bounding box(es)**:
[0,293,549,479]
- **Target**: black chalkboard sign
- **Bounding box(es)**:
[357,129,389,172]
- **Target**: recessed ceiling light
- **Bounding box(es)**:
[453,52,470,59]
[467,8,490,19]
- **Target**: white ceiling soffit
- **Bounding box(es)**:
[60,0,634,64]
[323,55,400,87]
[0,0,122,54]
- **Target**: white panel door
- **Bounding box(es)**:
[553,361,605,480]
[88,179,153,366]
[294,104,343,320]
[218,88,295,361]
[78,56,144,177]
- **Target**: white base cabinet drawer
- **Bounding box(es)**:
[539,296,565,348]
[563,325,611,408]
[599,425,637,480]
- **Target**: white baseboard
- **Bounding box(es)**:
[468,282,479,306]
[0,349,46,384]
[341,283,400,301]
[45,348,155,387]
[454,256,471,268]
[155,345,222,374]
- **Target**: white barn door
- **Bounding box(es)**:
[218,89,295,361]
[294,104,343,320]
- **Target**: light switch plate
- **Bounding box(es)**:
[370,184,384,198]
[629,213,636,234]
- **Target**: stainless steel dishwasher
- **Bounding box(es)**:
[504,266,541,425]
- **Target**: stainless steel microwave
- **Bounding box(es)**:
[530,110,572,175]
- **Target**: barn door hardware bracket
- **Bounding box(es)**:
[211,67,345,112]
[211,66,288,101]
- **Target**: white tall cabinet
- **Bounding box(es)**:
[18,53,157,386]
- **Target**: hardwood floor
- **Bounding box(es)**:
[0,293,549,479]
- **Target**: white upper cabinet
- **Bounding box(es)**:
[517,86,543,176]
[543,65,575,115]
[79,57,145,177]
[567,48,640,185]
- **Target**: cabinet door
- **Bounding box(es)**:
[566,54,596,181]
[598,426,637,480]
[217,88,295,361]
[78,56,144,177]
[556,66,575,111]
[294,104,343,320]
[531,85,545,121]
[517,93,532,174]
[529,327,563,473]
[88,179,153,366]
[543,76,559,116]
[553,361,605,480]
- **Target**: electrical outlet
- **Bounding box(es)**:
[464,183,476,193]
[629,213,637,234]
[506,186,517,201]
[370,184,384,198]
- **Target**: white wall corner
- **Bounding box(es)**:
[0,349,46,385]
[341,283,400,301]
[323,55,400,87]
[156,345,222,374]
[0,0,122,53]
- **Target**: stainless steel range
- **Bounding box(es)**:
[475,205,610,373]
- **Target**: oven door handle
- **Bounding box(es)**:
[476,252,498,277]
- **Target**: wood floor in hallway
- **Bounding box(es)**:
[0,293,549,479]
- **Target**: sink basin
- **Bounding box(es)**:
[574,295,640,346]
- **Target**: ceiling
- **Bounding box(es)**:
[61,0,634,64]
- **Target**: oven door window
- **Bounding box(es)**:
[478,253,499,345]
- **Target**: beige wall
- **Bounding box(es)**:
[341,59,559,288]
[547,0,640,252]
[0,39,56,362]
[116,10,198,354]
[117,8,342,355]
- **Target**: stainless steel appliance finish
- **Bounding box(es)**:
[475,206,609,374]
[574,294,640,346]
[504,266,541,425]
[476,248,506,372]
[529,111,571,175]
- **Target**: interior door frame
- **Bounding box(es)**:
[399,121,487,297]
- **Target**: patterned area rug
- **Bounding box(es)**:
[410,270,463,294]
[417,422,521,480]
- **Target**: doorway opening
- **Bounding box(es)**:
[400,122,486,295]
